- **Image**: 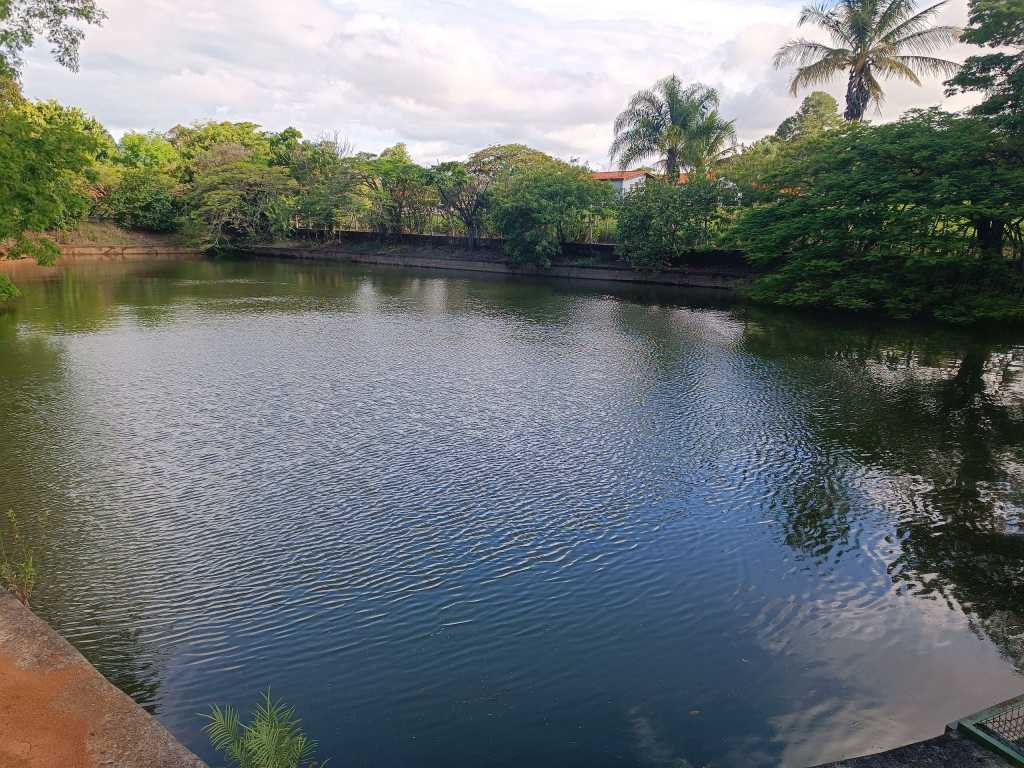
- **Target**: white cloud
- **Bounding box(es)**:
[21,0,981,167]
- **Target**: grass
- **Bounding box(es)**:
[0,510,37,606]
[54,221,187,247]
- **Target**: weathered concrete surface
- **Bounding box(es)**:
[811,730,1011,767]
[252,244,754,291]
[0,593,206,768]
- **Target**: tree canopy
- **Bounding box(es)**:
[0,0,105,78]
[946,0,1024,132]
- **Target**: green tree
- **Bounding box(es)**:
[94,168,179,232]
[354,144,435,236]
[717,137,784,204]
[489,164,615,267]
[733,110,1024,322]
[610,76,736,180]
[466,143,556,185]
[116,132,182,175]
[775,91,843,139]
[618,179,739,270]
[0,0,106,78]
[186,161,297,248]
[0,86,101,282]
[946,0,1024,132]
[774,0,961,120]
[285,136,356,235]
[167,122,272,180]
[428,160,491,248]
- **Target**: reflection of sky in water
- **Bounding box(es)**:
[0,258,1021,768]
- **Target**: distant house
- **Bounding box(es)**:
[591,170,653,196]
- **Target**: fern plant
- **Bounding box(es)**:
[0,510,37,605]
[203,689,327,768]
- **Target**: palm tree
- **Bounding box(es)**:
[774,0,961,121]
[610,76,737,181]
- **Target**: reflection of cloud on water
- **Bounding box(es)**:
[629,707,695,768]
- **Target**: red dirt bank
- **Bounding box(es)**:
[0,593,205,768]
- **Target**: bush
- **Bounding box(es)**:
[0,275,20,304]
[204,689,327,768]
[617,178,738,270]
[489,165,615,267]
[1,511,37,605]
[96,168,180,232]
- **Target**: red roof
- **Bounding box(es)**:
[591,170,650,181]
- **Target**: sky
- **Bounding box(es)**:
[21,0,982,169]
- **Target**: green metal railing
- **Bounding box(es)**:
[957,693,1024,766]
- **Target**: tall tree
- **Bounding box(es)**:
[0,0,106,78]
[775,91,843,139]
[610,75,736,181]
[946,0,1024,132]
[774,0,961,120]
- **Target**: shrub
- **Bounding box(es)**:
[1,511,37,605]
[204,689,327,768]
[96,168,180,232]
[489,164,615,267]
[617,178,739,270]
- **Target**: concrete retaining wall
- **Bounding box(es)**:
[253,245,754,291]
[0,593,206,768]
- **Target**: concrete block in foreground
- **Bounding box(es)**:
[0,592,206,768]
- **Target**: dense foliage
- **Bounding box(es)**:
[488,164,615,266]
[618,179,739,270]
[733,110,1024,322]
[94,168,179,232]
[0,80,101,273]
[947,0,1024,132]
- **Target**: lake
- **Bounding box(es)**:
[0,257,1021,767]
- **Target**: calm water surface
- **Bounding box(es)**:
[1,258,1022,767]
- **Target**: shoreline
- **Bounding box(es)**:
[0,593,205,768]
[248,242,755,291]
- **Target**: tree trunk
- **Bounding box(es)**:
[665,150,679,184]
[974,217,1006,259]
[844,67,870,121]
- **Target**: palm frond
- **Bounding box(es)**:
[885,24,962,54]
[879,0,950,44]
[871,56,923,85]
[204,689,324,768]
[774,39,850,69]
[887,53,962,77]
[874,0,924,40]
[798,3,854,46]
[787,54,852,94]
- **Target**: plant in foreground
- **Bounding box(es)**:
[204,689,328,768]
[0,510,37,605]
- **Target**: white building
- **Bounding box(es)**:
[591,170,653,196]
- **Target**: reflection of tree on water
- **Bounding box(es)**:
[742,313,1024,667]
[0,313,165,711]
[892,346,1024,668]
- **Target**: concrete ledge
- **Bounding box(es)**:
[0,593,206,768]
[251,245,753,291]
[810,729,1010,767]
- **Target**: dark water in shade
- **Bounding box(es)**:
[1,258,1022,768]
